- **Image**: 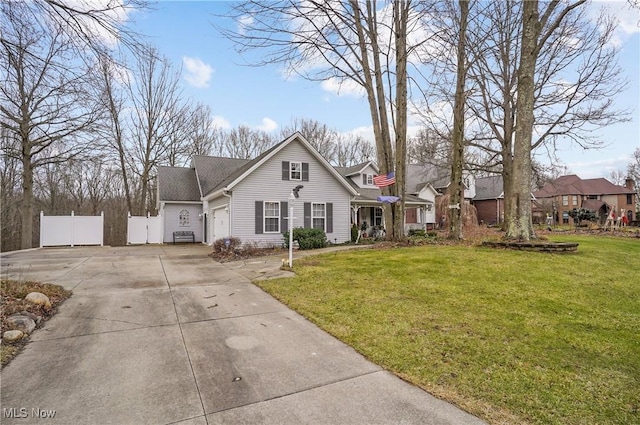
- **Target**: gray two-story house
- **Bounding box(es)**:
[158,132,358,245]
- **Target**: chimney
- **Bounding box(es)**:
[625,177,635,191]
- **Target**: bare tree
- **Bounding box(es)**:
[447,0,470,240]
[609,169,627,186]
[407,128,452,165]
[506,0,591,241]
[280,118,338,163]
[128,48,187,214]
[185,103,220,158]
[0,0,147,58]
[97,55,135,213]
[1,3,103,248]
[221,0,426,240]
[334,133,375,167]
[0,128,23,251]
[217,125,276,159]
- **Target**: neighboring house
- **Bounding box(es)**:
[404,163,477,229]
[335,162,432,235]
[473,175,504,225]
[405,164,476,200]
[533,174,636,225]
[158,132,358,246]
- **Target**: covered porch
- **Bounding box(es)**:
[350,198,433,239]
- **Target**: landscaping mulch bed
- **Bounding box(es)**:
[1,279,72,367]
[209,246,286,263]
[481,240,579,252]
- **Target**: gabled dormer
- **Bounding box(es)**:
[340,161,380,189]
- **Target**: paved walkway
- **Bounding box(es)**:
[1,245,486,425]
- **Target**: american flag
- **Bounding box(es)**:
[373,171,395,188]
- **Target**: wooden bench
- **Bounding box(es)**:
[173,231,195,244]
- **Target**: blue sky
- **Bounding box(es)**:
[126,1,639,180]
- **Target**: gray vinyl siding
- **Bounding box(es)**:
[162,203,204,243]
[230,141,352,246]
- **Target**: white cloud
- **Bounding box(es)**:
[212,115,231,129]
[344,125,375,142]
[257,117,278,132]
[564,155,633,179]
[238,15,254,35]
[321,78,365,97]
[182,56,214,88]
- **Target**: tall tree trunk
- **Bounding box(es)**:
[505,0,538,240]
[501,146,513,229]
[448,0,469,240]
[351,0,397,239]
[393,0,409,241]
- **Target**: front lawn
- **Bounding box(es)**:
[256,235,640,425]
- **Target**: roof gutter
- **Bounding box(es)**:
[202,187,228,202]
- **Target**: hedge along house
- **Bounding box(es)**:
[157,133,359,246]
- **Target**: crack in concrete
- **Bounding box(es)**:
[53,315,149,327]
[207,370,383,416]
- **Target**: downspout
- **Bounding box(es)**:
[223,190,232,238]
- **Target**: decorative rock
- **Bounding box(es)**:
[6,315,36,335]
[25,292,52,309]
[19,311,43,325]
[3,330,25,342]
[20,311,38,321]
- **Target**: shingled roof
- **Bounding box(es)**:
[534,174,634,198]
[475,175,504,200]
[157,167,201,201]
[405,163,452,193]
[191,156,250,197]
[335,161,378,177]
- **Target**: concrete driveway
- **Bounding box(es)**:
[1,245,485,425]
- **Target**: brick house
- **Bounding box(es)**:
[532,175,636,225]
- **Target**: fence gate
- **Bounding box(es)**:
[40,211,104,247]
[127,213,162,244]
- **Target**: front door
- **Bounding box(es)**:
[212,207,229,242]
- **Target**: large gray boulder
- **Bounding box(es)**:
[6,315,36,335]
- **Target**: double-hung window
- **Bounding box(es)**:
[312,203,326,230]
[366,174,373,185]
[290,162,302,180]
[562,195,569,206]
[264,202,280,233]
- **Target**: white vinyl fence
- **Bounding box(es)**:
[40,211,104,247]
[127,212,163,244]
